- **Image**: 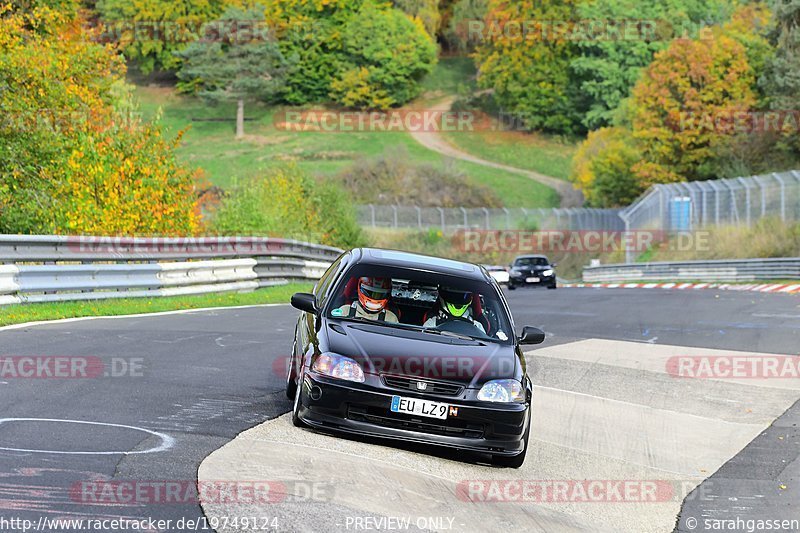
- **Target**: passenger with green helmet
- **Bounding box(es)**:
[423,287,486,334]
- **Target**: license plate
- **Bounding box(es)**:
[390,396,448,420]
[526,277,540,283]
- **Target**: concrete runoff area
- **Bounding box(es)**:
[200,338,800,532]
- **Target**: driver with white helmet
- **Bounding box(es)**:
[333,277,399,323]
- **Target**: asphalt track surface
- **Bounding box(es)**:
[0,289,798,532]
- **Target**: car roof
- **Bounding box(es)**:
[514,255,550,260]
[351,248,491,282]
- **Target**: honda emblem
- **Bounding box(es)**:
[416,381,428,391]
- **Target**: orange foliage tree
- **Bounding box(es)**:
[629,7,770,185]
[0,4,200,236]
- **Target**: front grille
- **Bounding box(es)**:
[348,406,484,439]
[382,375,464,397]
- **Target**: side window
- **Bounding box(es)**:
[314,255,345,305]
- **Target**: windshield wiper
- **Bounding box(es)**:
[338,319,485,343]
[420,327,486,344]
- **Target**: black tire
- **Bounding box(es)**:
[492,411,530,468]
[285,339,298,399]
[291,368,307,428]
[285,354,297,400]
[547,284,557,290]
[508,283,517,291]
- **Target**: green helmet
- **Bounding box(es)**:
[440,289,473,318]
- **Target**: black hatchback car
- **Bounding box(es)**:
[508,255,557,290]
[287,248,545,468]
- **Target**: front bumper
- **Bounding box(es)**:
[296,373,530,456]
[509,273,556,287]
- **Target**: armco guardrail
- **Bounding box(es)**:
[583,258,800,283]
[0,235,342,305]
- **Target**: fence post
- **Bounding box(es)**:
[503,207,510,230]
[623,214,633,264]
[709,181,722,225]
[755,175,767,218]
[437,207,445,233]
[773,173,786,222]
[392,205,398,229]
[369,204,376,228]
[482,208,490,230]
[460,207,468,229]
[416,206,422,229]
[737,177,752,227]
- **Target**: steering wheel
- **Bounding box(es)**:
[436,318,484,336]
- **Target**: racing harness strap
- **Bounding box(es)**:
[347,303,386,321]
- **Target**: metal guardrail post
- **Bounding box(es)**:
[415,206,422,229]
[437,207,445,232]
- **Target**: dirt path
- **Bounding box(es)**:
[409,97,584,208]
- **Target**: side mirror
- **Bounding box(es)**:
[551,263,557,268]
[291,293,318,315]
[518,326,545,345]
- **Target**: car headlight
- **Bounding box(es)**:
[542,269,554,277]
[477,379,525,403]
[312,353,365,383]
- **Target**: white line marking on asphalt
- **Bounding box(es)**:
[0,418,174,455]
[534,386,756,423]
[0,303,290,333]
[752,313,800,319]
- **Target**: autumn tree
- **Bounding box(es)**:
[571,0,733,130]
[628,13,767,184]
[443,0,488,53]
[95,0,242,73]
[176,5,289,138]
[475,0,584,134]
[571,127,643,207]
[760,0,800,155]
[330,2,437,109]
[0,5,200,235]
[265,0,436,110]
[392,0,440,38]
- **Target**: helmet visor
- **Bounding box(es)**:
[359,280,391,301]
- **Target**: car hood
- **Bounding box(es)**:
[324,322,518,387]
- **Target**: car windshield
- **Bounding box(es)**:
[515,257,549,267]
[326,265,513,344]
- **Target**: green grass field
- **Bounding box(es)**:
[0,284,311,327]
[442,129,578,181]
[134,85,559,207]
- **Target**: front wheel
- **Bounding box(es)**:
[508,283,517,291]
[547,284,557,290]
